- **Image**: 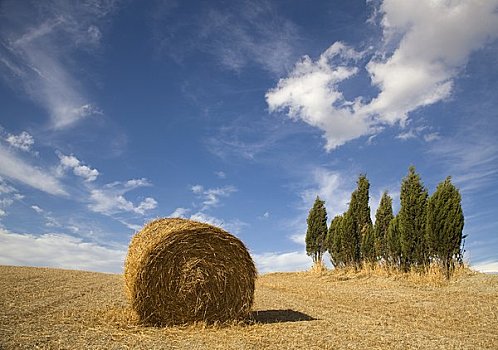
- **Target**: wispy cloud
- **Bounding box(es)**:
[472,260,498,274]
[252,251,311,273]
[300,167,352,219]
[0,228,125,273]
[0,177,17,194]
[152,0,299,75]
[169,207,247,236]
[267,0,498,150]
[88,179,157,216]
[168,182,244,235]
[191,184,237,210]
[428,133,498,193]
[215,171,226,179]
[31,205,44,214]
[0,143,67,196]
[0,0,117,129]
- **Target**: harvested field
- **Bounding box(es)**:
[1,265,497,349]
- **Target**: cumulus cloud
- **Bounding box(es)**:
[88,179,157,216]
[0,143,67,196]
[267,0,498,150]
[266,42,372,150]
[6,131,34,151]
[0,228,125,273]
[57,153,99,182]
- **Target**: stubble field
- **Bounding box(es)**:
[1,265,497,349]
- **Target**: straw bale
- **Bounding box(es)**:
[124,218,256,326]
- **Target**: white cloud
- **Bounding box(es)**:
[301,168,352,219]
[191,184,237,210]
[188,211,247,236]
[169,207,191,218]
[154,1,299,75]
[215,171,226,179]
[0,209,5,217]
[267,0,498,150]
[423,132,440,142]
[31,205,43,213]
[252,251,311,274]
[428,133,498,193]
[0,228,125,273]
[0,1,115,129]
[366,0,498,124]
[0,144,67,196]
[87,25,102,44]
[88,179,157,216]
[57,153,99,182]
[6,131,34,151]
[395,130,417,140]
[124,178,151,188]
[0,177,17,194]
[191,184,204,194]
[395,126,439,142]
[266,42,372,151]
[472,260,498,274]
[189,212,226,228]
[135,197,158,215]
[263,211,270,219]
[289,233,305,246]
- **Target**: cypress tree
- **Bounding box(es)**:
[341,208,357,267]
[354,174,373,234]
[361,224,376,266]
[305,196,328,264]
[327,215,345,268]
[386,216,402,268]
[374,191,394,262]
[343,174,372,268]
[426,176,465,278]
[398,166,428,271]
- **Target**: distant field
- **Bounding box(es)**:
[1,265,497,349]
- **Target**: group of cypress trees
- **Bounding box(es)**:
[305,166,465,278]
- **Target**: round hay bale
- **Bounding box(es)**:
[124,218,257,326]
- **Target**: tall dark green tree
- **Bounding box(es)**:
[343,174,372,268]
[354,174,373,234]
[341,209,357,267]
[426,177,465,278]
[398,166,429,271]
[306,196,328,264]
[361,224,376,266]
[326,215,345,268]
[374,191,394,262]
[386,216,402,268]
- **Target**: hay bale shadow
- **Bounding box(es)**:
[249,309,315,324]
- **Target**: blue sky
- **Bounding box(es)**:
[0,0,497,274]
